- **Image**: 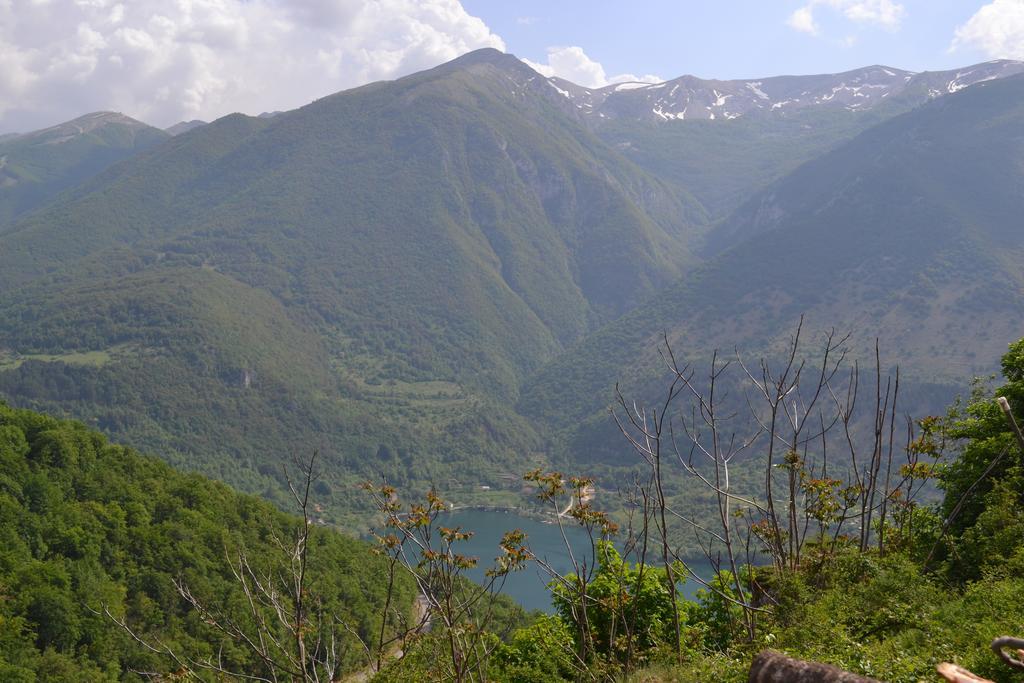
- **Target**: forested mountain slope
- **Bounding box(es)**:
[1,50,1022,519]
[521,72,1024,463]
[0,49,705,517]
[0,401,414,680]
[0,49,704,379]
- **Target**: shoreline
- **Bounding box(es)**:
[445,483,597,523]
[443,503,557,523]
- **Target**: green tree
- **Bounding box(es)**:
[0,402,412,680]
[551,541,684,669]
[490,615,578,683]
[938,338,1024,578]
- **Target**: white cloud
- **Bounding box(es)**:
[787,7,820,35]
[952,0,1024,60]
[840,0,904,26]
[523,46,661,88]
[0,0,504,132]
[787,0,905,36]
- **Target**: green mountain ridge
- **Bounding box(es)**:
[0,49,708,518]
[0,111,167,229]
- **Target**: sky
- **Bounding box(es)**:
[1,0,1022,134]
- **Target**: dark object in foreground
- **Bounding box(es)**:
[992,635,1024,671]
[749,651,880,682]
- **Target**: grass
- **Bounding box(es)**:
[0,345,134,370]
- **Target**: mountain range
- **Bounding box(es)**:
[557,59,1024,123]
[0,48,1021,522]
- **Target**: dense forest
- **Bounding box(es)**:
[0,401,418,681]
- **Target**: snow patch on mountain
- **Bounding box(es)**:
[540,60,1024,124]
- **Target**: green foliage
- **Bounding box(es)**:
[631,545,1024,683]
[0,402,415,680]
[688,569,749,652]
[551,541,684,666]
[0,261,553,524]
[940,338,1024,546]
[759,549,1024,683]
[639,340,1024,682]
[490,615,578,682]
[957,471,1024,574]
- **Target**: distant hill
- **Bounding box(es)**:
[556,60,1024,124]
[578,60,1024,218]
[0,111,167,228]
[165,119,207,135]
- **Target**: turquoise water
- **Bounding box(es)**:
[438,509,713,613]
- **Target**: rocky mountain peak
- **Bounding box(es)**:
[542,59,1024,124]
[14,111,154,145]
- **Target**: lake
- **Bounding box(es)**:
[438,509,714,613]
